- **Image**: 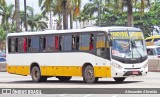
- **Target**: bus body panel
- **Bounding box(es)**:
[7,52,111,77]
[6,27,148,80]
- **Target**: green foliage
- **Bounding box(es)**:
[80,0,160,35]
[0,25,6,41]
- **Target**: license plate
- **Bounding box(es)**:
[132,71,139,75]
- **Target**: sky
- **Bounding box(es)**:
[6,0,88,14]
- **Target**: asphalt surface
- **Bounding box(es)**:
[0,72,160,97]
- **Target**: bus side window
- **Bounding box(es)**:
[39,36,43,52]
[15,38,18,52]
[28,38,31,52]
[62,35,72,51]
[18,37,24,52]
[30,36,40,52]
[55,36,59,51]
[11,38,15,53]
[43,37,46,52]
[46,36,55,52]
[96,35,106,58]
[8,38,11,52]
[59,36,62,51]
[89,34,94,50]
[79,34,90,51]
[72,35,76,50]
[76,35,79,50]
[23,37,27,52]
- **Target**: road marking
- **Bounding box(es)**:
[59,94,67,96]
[112,95,118,97]
[83,94,93,97]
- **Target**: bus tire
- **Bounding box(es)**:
[31,66,43,82]
[114,77,126,82]
[83,65,98,83]
[40,76,48,82]
[57,76,72,81]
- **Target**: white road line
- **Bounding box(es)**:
[83,94,93,97]
[112,95,118,97]
[59,94,67,97]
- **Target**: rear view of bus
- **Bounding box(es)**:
[109,27,148,82]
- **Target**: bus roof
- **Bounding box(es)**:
[7,26,141,37]
[145,35,160,40]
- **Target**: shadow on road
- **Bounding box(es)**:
[1,80,143,85]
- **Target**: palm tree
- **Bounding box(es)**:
[0,0,6,5]
[0,3,15,32]
[39,0,54,29]
[27,14,48,31]
[119,0,150,26]
[39,0,81,30]
[68,0,81,29]
[20,5,48,31]
[15,0,21,32]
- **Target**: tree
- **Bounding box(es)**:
[0,3,15,33]
[39,0,54,29]
[69,0,81,29]
[39,0,81,30]
[119,0,150,26]
[0,0,6,5]
[27,14,48,31]
[0,25,6,41]
[15,0,21,32]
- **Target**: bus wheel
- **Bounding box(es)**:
[41,76,48,82]
[31,66,43,82]
[83,65,98,83]
[57,76,72,81]
[114,77,126,82]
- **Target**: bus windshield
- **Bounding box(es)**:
[110,31,147,63]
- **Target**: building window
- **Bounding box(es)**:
[61,35,72,51]
[46,36,55,52]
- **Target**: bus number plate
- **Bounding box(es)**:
[132,71,139,75]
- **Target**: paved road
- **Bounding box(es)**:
[0,72,160,88]
[0,72,160,97]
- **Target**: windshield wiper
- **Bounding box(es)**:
[131,40,143,59]
[134,46,143,59]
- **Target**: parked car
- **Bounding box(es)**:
[146,46,160,72]
[0,52,6,57]
[0,57,6,72]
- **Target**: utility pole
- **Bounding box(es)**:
[24,0,27,31]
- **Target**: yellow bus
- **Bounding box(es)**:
[6,27,148,83]
[145,35,160,46]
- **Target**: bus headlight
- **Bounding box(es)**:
[111,62,123,69]
[142,62,148,68]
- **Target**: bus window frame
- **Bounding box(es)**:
[7,31,107,56]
